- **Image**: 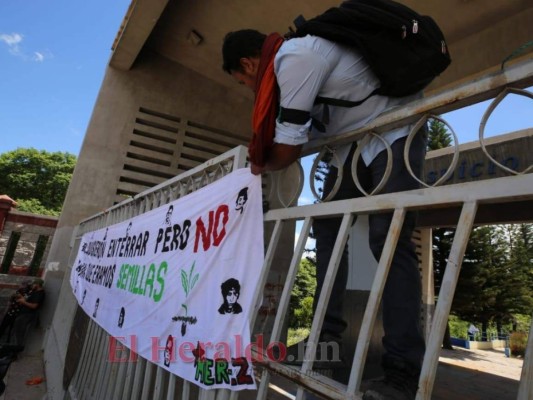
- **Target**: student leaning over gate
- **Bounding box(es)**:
[222,28,428,400]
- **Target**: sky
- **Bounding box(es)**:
[0,0,131,156]
[1,1,531,160]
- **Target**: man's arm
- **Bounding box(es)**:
[16,290,44,310]
[251,41,331,176]
[16,297,39,310]
[251,143,302,175]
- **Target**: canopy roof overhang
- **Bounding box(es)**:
[108,0,533,99]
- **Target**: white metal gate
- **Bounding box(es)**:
[64,58,533,400]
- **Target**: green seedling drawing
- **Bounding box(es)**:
[178,261,199,335]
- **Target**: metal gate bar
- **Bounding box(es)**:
[153,366,166,400]
[111,348,129,399]
[518,316,533,400]
[296,213,354,400]
[69,317,96,396]
[416,201,478,399]
[131,357,147,400]
[251,219,285,330]
[348,208,407,394]
[122,347,138,399]
[256,217,312,399]
[84,326,108,398]
[166,374,177,400]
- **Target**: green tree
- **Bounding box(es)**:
[289,257,317,329]
[427,119,452,151]
[493,224,533,333]
[453,226,508,339]
[0,148,76,216]
[450,224,533,339]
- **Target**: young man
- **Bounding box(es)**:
[12,278,45,348]
[222,30,427,400]
[0,280,32,342]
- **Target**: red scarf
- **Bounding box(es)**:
[249,33,284,167]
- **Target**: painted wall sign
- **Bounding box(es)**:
[424,132,532,185]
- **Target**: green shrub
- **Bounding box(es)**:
[513,314,532,333]
[292,296,314,328]
[509,332,528,357]
[287,328,310,347]
[448,315,470,339]
[289,258,316,329]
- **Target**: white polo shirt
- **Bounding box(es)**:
[273,35,418,166]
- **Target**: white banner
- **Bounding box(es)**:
[70,169,264,390]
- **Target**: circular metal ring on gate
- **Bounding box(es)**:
[351,131,393,196]
[479,87,533,175]
[404,114,460,188]
[310,146,343,203]
[277,160,305,208]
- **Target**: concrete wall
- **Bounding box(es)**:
[451,338,507,350]
[469,340,507,350]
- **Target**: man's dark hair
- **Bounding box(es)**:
[33,278,44,287]
[222,30,266,73]
[237,188,248,203]
[220,278,241,297]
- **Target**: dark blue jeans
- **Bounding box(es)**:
[12,313,37,347]
[313,129,427,369]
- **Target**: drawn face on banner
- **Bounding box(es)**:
[164,335,174,367]
[227,288,238,305]
[165,205,174,225]
[218,278,242,315]
[126,222,132,237]
[118,307,125,328]
[235,188,248,214]
[93,298,100,318]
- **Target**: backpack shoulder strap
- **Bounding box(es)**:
[315,88,381,108]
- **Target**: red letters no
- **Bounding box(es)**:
[194,205,229,252]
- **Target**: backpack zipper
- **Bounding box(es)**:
[402,20,419,38]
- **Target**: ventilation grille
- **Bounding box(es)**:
[116,107,248,200]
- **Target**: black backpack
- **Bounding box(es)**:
[286,0,451,108]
